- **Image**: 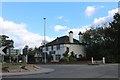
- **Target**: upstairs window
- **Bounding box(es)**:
[56,45,60,50]
[46,46,48,51]
[51,46,53,50]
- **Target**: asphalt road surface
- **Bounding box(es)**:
[2,64,119,78]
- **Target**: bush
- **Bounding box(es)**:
[69,57,77,62]
[77,57,87,61]
[59,57,69,62]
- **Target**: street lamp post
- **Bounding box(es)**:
[43,18,46,64]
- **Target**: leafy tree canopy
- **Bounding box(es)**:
[83,13,120,63]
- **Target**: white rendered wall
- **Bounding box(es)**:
[55,44,65,56]
[42,44,65,56]
[64,44,85,58]
[42,44,85,61]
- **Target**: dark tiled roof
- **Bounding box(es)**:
[41,36,84,47]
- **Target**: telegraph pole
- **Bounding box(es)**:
[43,18,46,64]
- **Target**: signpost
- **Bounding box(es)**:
[0,46,6,63]
[0,46,6,55]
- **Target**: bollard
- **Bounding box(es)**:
[91,57,94,64]
[103,57,105,64]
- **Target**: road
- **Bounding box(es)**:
[2,64,119,78]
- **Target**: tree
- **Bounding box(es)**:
[27,46,41,63]
[108,13,120,62]
[63,47,69,58]
[47,54,53,62]
[69,51,77,62]
[23,45,29,55]
[60,47,69,62]
[83,28,104,60]
[22,45,29,63]
[0,35,14,47]
[0,35,14,63]
[83,13,120,63]
[61,48,77,63]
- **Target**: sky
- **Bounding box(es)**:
[0,2,119,49]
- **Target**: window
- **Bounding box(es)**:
[46,47,48,51]
[56,45,60,50]
[49,51,55,55]
[56,55,61,60]
[51,46,53,50]
[49,51,55,61]
[40,49,42,52]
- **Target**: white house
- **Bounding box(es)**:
[35,31,86,62]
